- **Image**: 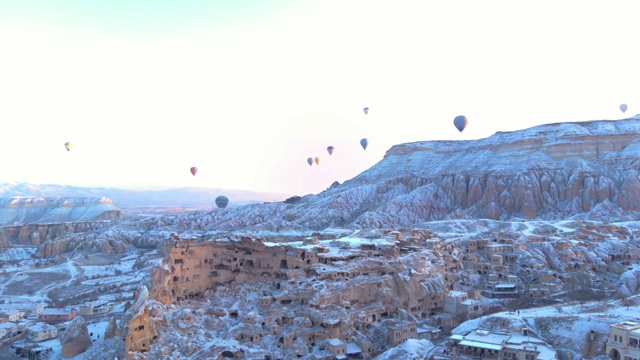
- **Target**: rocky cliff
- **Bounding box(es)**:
[0,196,122,225]
[151,117,640,232]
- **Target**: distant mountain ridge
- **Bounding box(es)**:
[0,183,294,212]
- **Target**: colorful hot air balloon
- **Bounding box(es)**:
[360,138,368,150]
[363,107,369,115]
[215,195,229,209]
[190,167,198,176]
[64,142,72,152]
[620,104,628,113]
[327,146,334,155]
[307,157,313,166]
[453,115,468,133]
[314,157,320,165]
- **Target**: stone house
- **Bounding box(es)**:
[606,321,640,360]
[15,318,36,334]
[0,322,17,339]
[462,253,479,269]
[485,244,514,255]
[475,262,491,275]
[387,321,418,346]
[528,287,551,297]
[27,322,59,342]
[21,303,45,316]
[0,308,22,322]
[235,324,264,344]
[326,338,347,358]
[450,329,557,360]
[444,291,484,320]
[417,326,442,340]
[431,314,459,334]
[79,301,112,316]
[528,236,548,243]
[40,307,77,324]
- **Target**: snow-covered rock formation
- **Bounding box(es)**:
[59,315,93,358]
[152,118,640,232]
[0,196,122,225]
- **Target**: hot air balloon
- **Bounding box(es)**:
[453,115,468,133]
[327,146,334,155]
[363,107,369,115]
[64,142,72,152]
[190,167,198,176]
[314,157,320,165]
[620,104,628,113]
[360,138,368,150]
[215,195,229,209]
[307,157,313,166]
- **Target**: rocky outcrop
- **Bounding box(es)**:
[118,286,155,359]
[0,197,122,225]
[60,316,93,358]
[104,316,117,340]
[150,118,640,232]
[0,220,133,257]
[0,221,111,246]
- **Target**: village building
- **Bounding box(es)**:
[27,322,59,342]
[606,321,640,360]
[79,301,112,316]
[443,291,484,320]
[417,325,442,341]
[21,303,45,316]
[0,308,23,323]
[15,318,36,334]
[387,321,418,346]
[40,307,77,324]
[326,338,347,359]
[0,322,17,339]
[450,329,557,360]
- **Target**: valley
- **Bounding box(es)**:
[1,118,640,359]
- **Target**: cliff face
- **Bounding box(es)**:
[149,118,640,232]
[0,197,122,225]
[0,221,126,257]
[360,119,640,221]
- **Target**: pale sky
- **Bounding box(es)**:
[1,0,639,196]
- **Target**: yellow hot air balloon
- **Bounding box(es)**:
[314,157,320,165]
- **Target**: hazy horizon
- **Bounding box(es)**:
[2,0,639,195]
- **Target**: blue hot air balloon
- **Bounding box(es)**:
[215,195,229,209]
[360,138,368,150]
[453,115,468,133]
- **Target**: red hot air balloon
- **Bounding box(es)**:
[327,146,334,155]
[190,167,198,176]
[363,107,369,115]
